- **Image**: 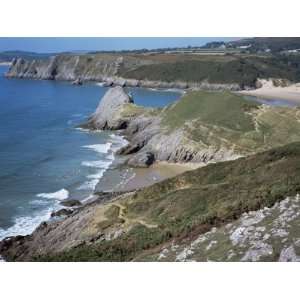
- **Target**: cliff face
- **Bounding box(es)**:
[5,54,242,90]
[84,86,134,130]
[6,52,300,89]
[7,54,123,81]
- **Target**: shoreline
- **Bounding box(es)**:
[2,76,300,248]
[112,161,202,192]
[0,82,184,243]
[238,82,300,105]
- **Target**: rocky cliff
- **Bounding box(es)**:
[7,52,300,90]
[5,53,244,90]
[6,54,124,81]
[84,86,134,130]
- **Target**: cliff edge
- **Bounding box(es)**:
[84,86,134,130]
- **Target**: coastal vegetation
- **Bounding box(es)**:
[34,142,300,261]
[120,55,300,87]
[114,89,300,167]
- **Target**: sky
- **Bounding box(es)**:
[0,37,238,53]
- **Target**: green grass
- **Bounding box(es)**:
[161,90,258,132]
[159,91,300,154]
[120,55,300,87]
[36,142,300,261]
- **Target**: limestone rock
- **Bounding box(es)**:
[127,151,155,167]
[85,86,134,130]
[51,209,73,218]
[72,78,83,85]
[61,199,82,207]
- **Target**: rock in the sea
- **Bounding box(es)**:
[51,208,73,218]
[72,78,83,85]
[127,151,155,167]
[61,199,82,207]
[84,86,134,130]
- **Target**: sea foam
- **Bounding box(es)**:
[82,142,112,154]
[78,137,127,191]
[37,188,69,200]
[81,160,112,168]
[0,205,58,241]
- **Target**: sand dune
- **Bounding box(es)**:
[239,79,300,104]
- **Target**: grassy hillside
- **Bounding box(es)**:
[229,37,300,53]
[119,55,300,87]
[158,91,300,156]
[162,91,258,130]
[0,50,53,62]
[37,142,300,261]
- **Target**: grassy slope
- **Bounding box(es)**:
[38,142,300,261]
[159,91,300,155]
[119,55,300,87]
[230,37,300,52]
[162,91,258,131]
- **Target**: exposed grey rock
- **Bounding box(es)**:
[127,151,155,167]
[51,209,73,218]
[241,241,273,262]
[60,199,82,207]
[6,55,243,91]
[84,86,133,130]
[72,78,83,85]
[279,245,300,262]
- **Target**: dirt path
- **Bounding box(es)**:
[112,203,158,229]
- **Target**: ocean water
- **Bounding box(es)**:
[0,65,181,240]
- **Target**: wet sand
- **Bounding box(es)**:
[95,160,203,193]
[239,81,300,105]
[114,161,202,192]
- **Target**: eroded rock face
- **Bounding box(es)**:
[60,199,82,207]
[0,191,131,261]
[127,151,155,167]
[5,55,242,91]
[51,209,73,218]
[84,86,134,130]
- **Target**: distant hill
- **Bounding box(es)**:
[0,50,54,62]
[227,37,300,53]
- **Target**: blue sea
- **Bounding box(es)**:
[0,65,181,240]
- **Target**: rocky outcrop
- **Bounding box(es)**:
[51,208,73,218]
[72,78,83,85]
[127,151,155,167]
[83,86,135,130]
[6,54,123,81]
[61,199,82,207]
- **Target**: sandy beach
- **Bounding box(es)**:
[239,79,300,104]
[114,161,203,192]
[96,159,203,193]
